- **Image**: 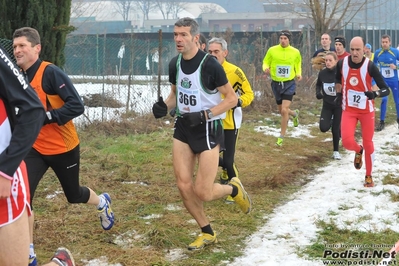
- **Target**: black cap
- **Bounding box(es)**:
[334,37,346,48]
[279,30,291,41]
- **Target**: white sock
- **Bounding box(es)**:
[29,243,36,258]
[97,195,106,210]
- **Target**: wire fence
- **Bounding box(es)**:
[63,30,305,77]
[61,30,305,126]
[0,38,14,62]
[62,30,310,120]
[2,28,399,126]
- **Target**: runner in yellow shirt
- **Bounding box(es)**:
[262,30,302,146]
[208,37,254,203]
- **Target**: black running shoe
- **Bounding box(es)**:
[375,120,385,131]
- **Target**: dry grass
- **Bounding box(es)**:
[32,81,395,266]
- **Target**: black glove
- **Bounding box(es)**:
[169,108,176,117]
[181,111,206,128]
[364,91,378,100]
[152,97,167,118]
[316,92,323,100]
[334,92,342,106]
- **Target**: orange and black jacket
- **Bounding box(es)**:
[24,59,84,155]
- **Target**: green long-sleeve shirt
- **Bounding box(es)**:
[262,44,302,82]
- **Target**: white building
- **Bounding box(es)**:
[71,0,226,31]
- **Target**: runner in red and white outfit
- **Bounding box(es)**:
[0,44,44,265]
[335,36,390,187]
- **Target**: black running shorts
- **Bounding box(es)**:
[173,116,225,154]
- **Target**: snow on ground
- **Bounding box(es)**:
[231,124,399,266]
[71,76,170,126]
[67,80,399,265]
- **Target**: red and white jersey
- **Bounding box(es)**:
[341,56,374,113]
[0,99,11,157]
[0,99,31,227]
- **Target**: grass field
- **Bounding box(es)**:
[31,86,399,266]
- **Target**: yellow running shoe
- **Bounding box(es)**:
[219,169,229,184]
[276,137,283,146]
[188,233,217,250]
[229,177,252,214]
[293,109,299,127]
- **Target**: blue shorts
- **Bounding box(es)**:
[271,79,296,105]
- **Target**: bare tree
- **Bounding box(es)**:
[199,3,225,14]
[170,0,187,19]
[155,0,187,19]
[113,0,133,21]
[135,0,158,24]
[70,0,104,22]
[154,0,172,19]
[263,0,385,38]
[305,0,368,36]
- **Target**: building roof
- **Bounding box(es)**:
[71,1,228,23]
[70,19,133,35]
[180,0,264,13]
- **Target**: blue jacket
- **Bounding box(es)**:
[373,47,399,80]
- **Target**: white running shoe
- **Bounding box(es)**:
[332,151,341,160]
[98,193,114,230]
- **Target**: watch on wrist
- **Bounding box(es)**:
[237,98,243,107]
[205,109,214,119]
[46,111,52,120]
